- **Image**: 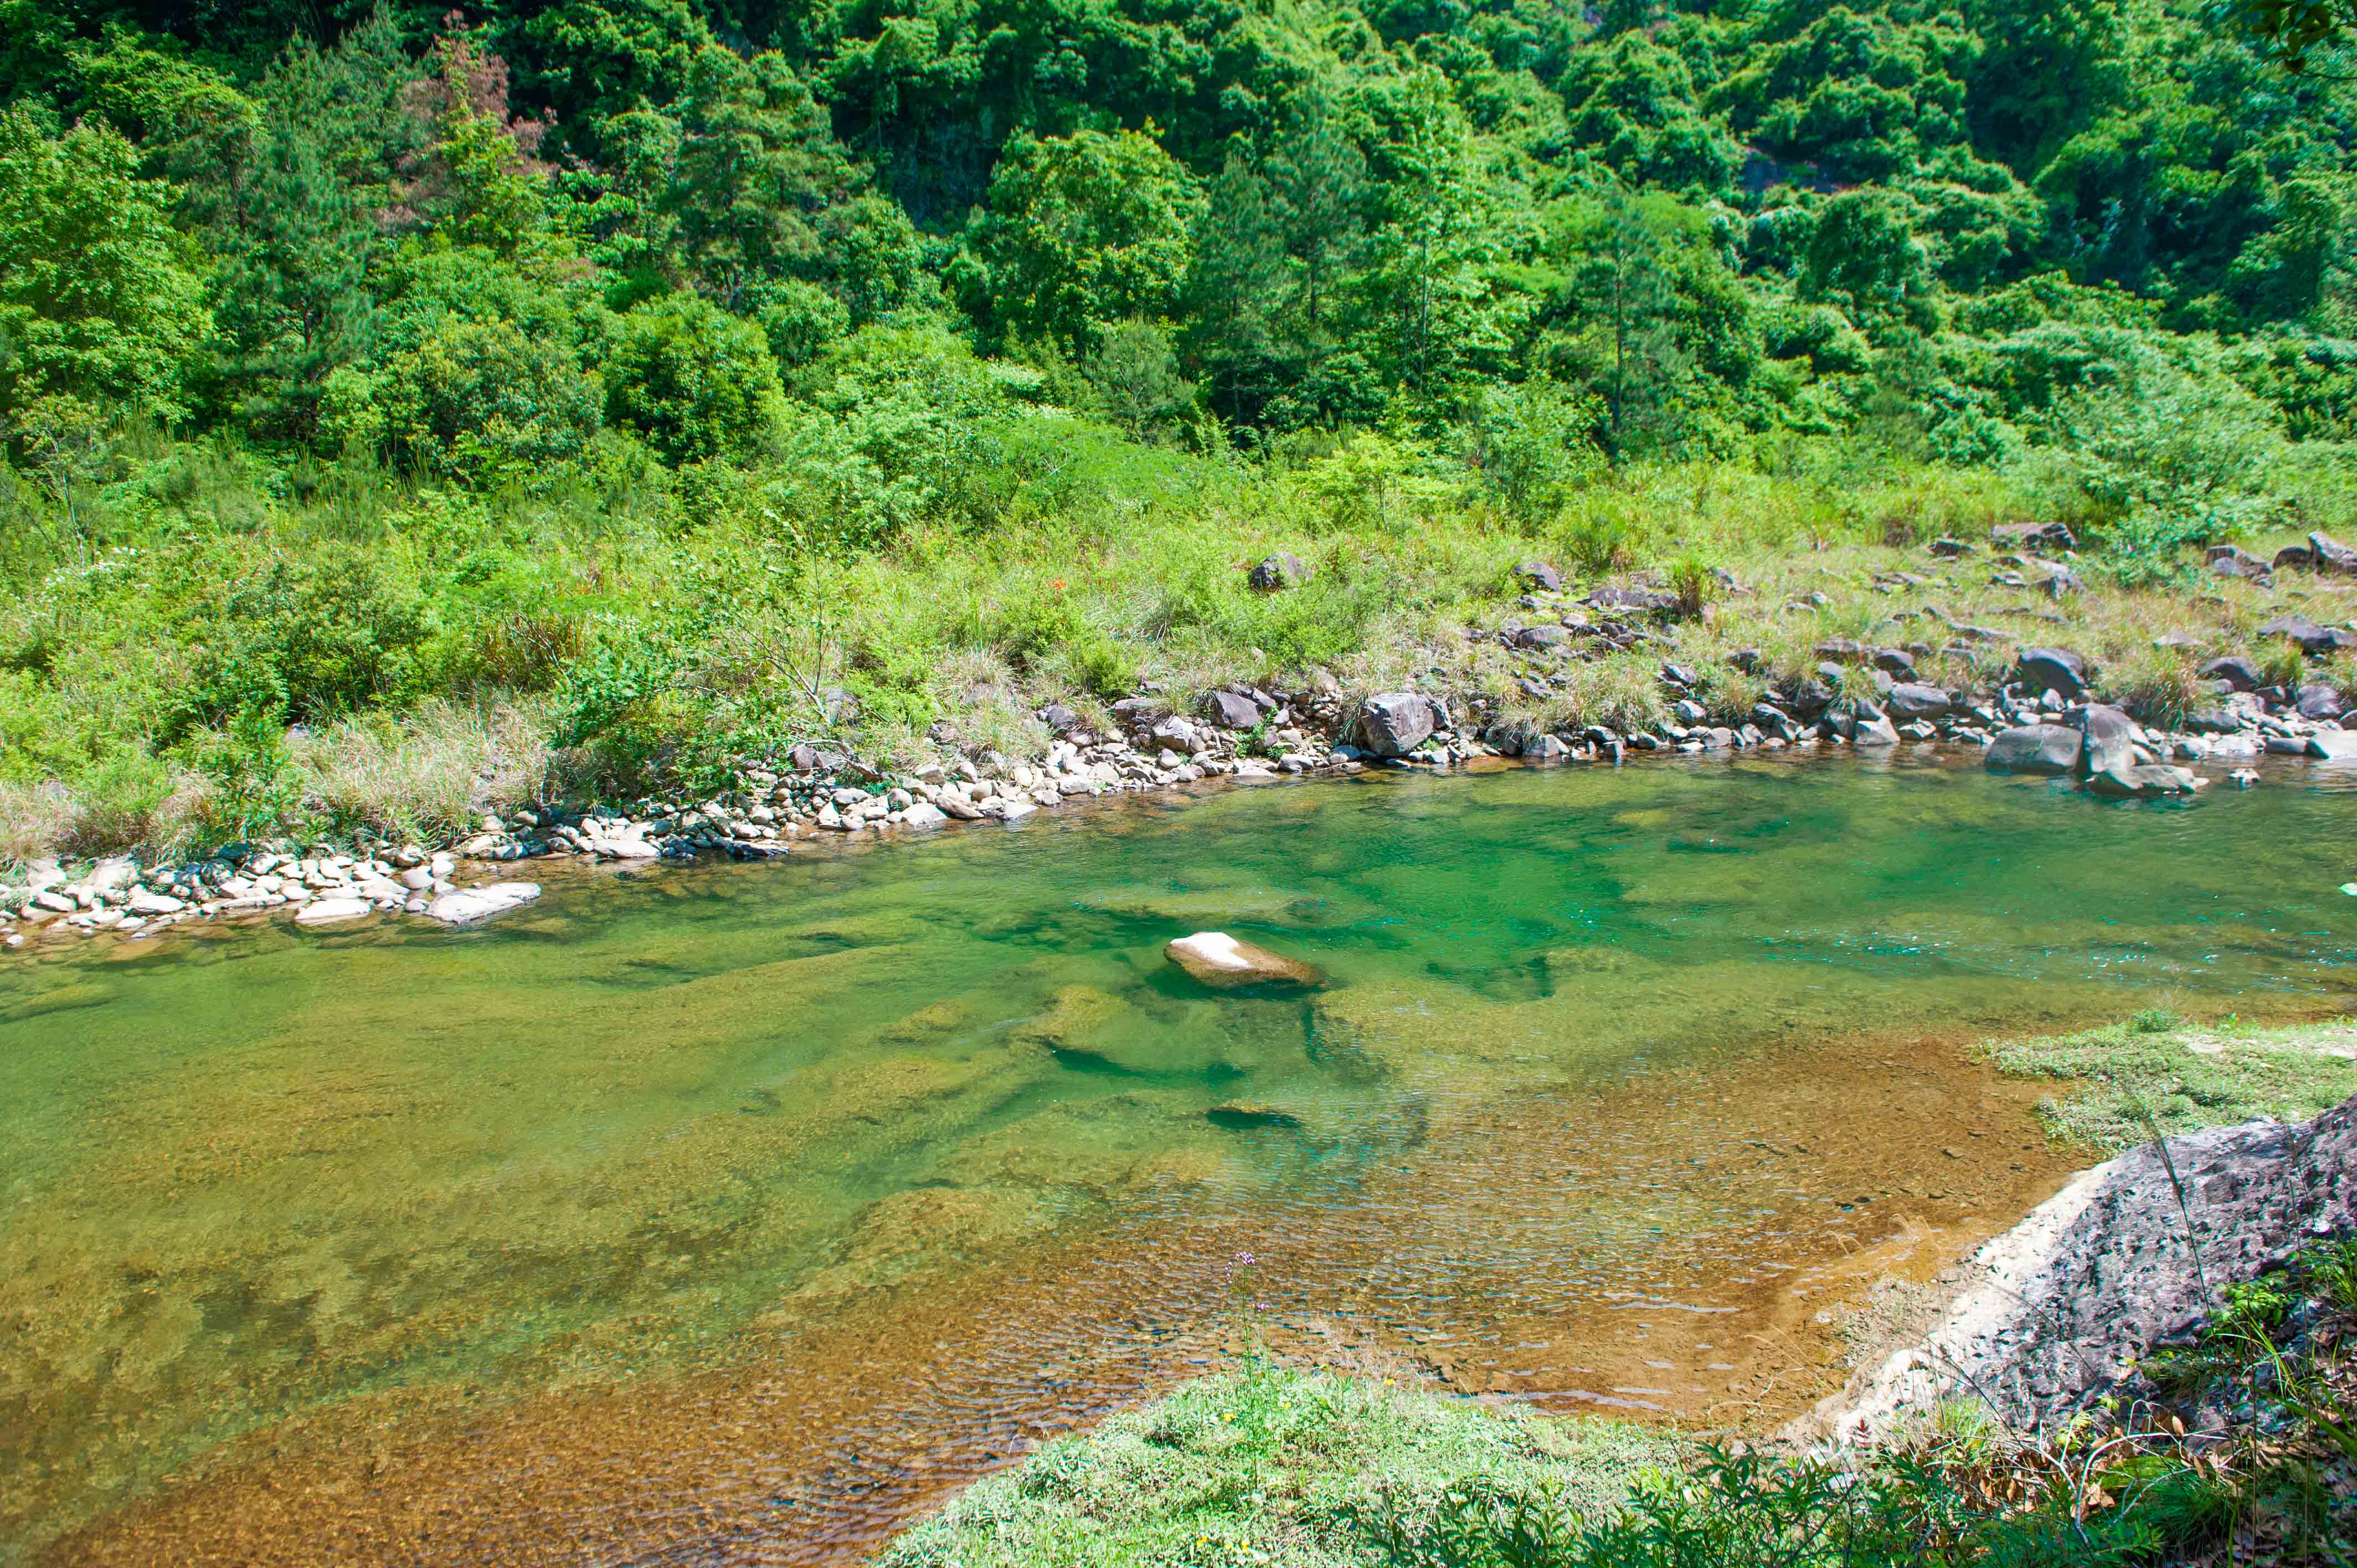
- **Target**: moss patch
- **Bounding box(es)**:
[1980,1014,2357,1152]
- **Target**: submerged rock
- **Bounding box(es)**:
[427,882,542,926]
[1165,931,1323,989]
[294,897,372,927]
[1206,1102,1305,1130]
[2086,764,2202,799]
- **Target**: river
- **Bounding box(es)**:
[4,752,2351,1564]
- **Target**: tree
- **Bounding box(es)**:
[1183,151,1289,423]
[0,108,209,431]
[1265,92,1371,346]
[1799,186,1939,336]
[393,23,561,264]
[974,126,1203,353]
[1363,68,1533,397]
[1550,190,1706,456]
[2231,0,2355,75]
[664,44,856,310]
[1085,318,1198,440]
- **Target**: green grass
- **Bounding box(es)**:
[876,1366,1677,1567]
[1979,1014,2357,1152]
[876,1363,2276,1567]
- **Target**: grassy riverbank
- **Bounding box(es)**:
[878,1342,2355,1566]
[8,430,2357,869]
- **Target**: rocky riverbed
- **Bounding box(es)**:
[1815,1085,2357,1441]
[7,528,2357,952]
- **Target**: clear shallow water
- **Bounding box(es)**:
[6,754,2355,1563]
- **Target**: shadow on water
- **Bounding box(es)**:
[4,752,2355,1564]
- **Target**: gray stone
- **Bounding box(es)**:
[1524,734,1572,761]
[1886,683,1952,720]
[1040,703,1082,734]
[2309,530,2357,575]
[1511,624,1569,651]
[2261,615,2356,656]
[1990,519,2077,555]
[899,801,949,827]
[2071,703,2139,776]
[2086,765,2200,799]
[1871,648,1919,680]
[2201,655,2262,692]
[1587,584,1677,616]
[2207,545,2272,582]
[1357,692,1436,758]
[1515,559,1562,592]
[1202,690,1263,730]
[1851,714,1901,747]
[2297,683,2346,720]
[2014,647,2088,698]
[1834,1094,2357,1435]
[2307,730,2357,760]
[426,882,541,926]
[1985,724,2083,775]
[1247,553,1310,592]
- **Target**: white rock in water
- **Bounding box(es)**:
[980,797,1037,821]
[1165,931,1323,988]
[126,890,186,916]
[428,882,542,926]
[899,801,949,827]
[295,897,373,926]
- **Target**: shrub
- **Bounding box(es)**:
[173,549,431,735]
[606,293,786,464]
[375,315,604,478]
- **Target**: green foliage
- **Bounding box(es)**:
[181,709,307,843]
[2026,360,2289,584]
[3,0,2357,857]
[0,107,209,431]
[974,127,1203,353]
[606,291,785,463]
[172,548,432,736]
[1980,1015,2357,1152]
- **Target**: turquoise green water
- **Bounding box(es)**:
[4,754,2354,1560]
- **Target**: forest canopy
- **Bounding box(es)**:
[0,0,2348,474]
